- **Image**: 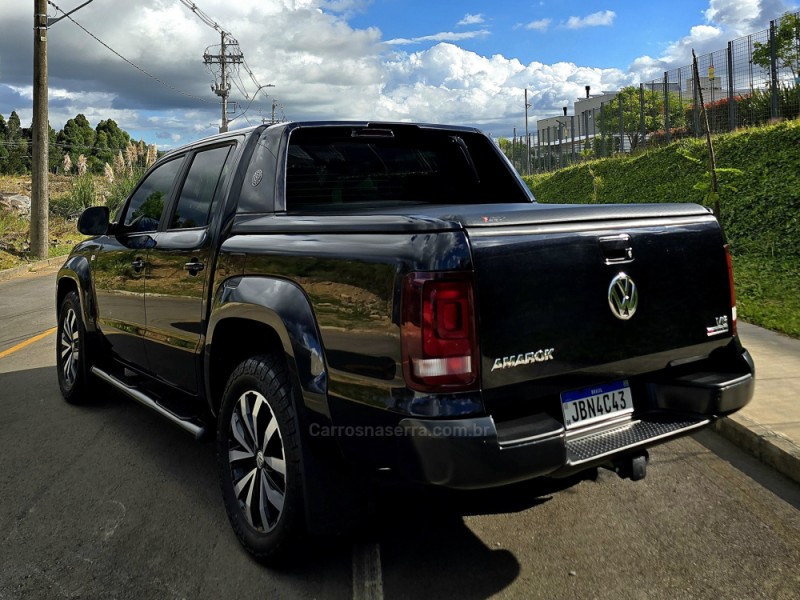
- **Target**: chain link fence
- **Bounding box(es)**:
[509,12,800,174]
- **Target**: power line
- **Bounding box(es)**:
[46,0,214,105]
[178,0,230,39]
[0,139,153,155]
[178,0,278,125]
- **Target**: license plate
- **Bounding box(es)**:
[561,380,633,429]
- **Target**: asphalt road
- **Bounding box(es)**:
[1,269,799,600]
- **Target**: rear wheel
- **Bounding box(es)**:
[217,355,305,562]
[56,290,95,403]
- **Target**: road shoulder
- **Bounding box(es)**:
[0,257,64,282]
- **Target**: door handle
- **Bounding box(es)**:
[599,235,633,264]
[131,258,145,271]
[184,260,205,275]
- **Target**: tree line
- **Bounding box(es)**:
[0,111,153,176]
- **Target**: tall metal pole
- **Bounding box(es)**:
[31,0,49,259]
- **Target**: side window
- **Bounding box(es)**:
[170,145,233,229]
[123,158,183,232]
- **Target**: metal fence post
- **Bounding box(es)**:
[546,128,551,171]
[664,72,671,144]
[770,19,779,120]
[540,132,545,172]
[693,70,700,137]
[510,128,515,171]
[557,126,563,168]
[584,111,590,154]
[570,115,576,163]
[727,41,736,131]
[618,95,624,153]
[600,102,606,157]
[639,83,646,149]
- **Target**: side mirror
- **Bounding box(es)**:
[77,206,110,236]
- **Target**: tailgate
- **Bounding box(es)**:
[467,206,733,391]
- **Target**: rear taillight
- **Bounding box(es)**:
[401,272,479,392]
[724,244,737,334]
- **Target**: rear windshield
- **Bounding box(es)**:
[285,126,529,212]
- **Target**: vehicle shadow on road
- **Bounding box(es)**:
[343,472,594,598]
[0,365,589,599]
[0,366,360,598]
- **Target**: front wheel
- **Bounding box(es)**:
[56,290,95,403]
[217,355,305,562]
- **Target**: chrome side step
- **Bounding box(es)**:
[91,367,208,440]
[566,416,710,466]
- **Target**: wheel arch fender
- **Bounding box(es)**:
[205,276,329,419]
[56,256,97,334]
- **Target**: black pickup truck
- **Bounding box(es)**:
[56,121,754,560]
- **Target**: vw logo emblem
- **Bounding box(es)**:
[608,273,638,320]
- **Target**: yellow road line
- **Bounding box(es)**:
[0,327,57,360]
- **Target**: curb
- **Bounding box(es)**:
[0,257,65,282]
[713,413,800,486]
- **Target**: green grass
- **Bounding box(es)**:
[0,213,86,271]
[733,256,800,338]
[0,212,32,270]
[0,173,106,271]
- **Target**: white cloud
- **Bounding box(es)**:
[385,30,491,46]
[566,10,616,29]
[628,0,797,80]
[379,43,632,129]
[2,0,793,147]
[457,13,485,26]
[629,24,725,80]
[703,0,795,35]
[524,19,551,32]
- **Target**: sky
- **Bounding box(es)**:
[0,0,797,149]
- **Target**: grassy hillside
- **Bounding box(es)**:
[0,175,88,271]
[525,120,800,338]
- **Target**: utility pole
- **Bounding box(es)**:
[31,0,94,260]
[204,32,243,133]
[31,0,48,259]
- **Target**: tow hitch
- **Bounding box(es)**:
[608,451,649,481]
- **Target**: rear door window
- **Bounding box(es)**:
[170,145,233,229]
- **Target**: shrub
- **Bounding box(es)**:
[50,173,96,219]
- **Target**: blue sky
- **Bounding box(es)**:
[0,0,797,147]
[350,1,709,69]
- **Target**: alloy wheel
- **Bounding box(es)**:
[60,307,80,388]
[227,390,287,533]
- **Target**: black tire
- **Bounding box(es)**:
[56,290,96,404]
[217,354,305,562]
